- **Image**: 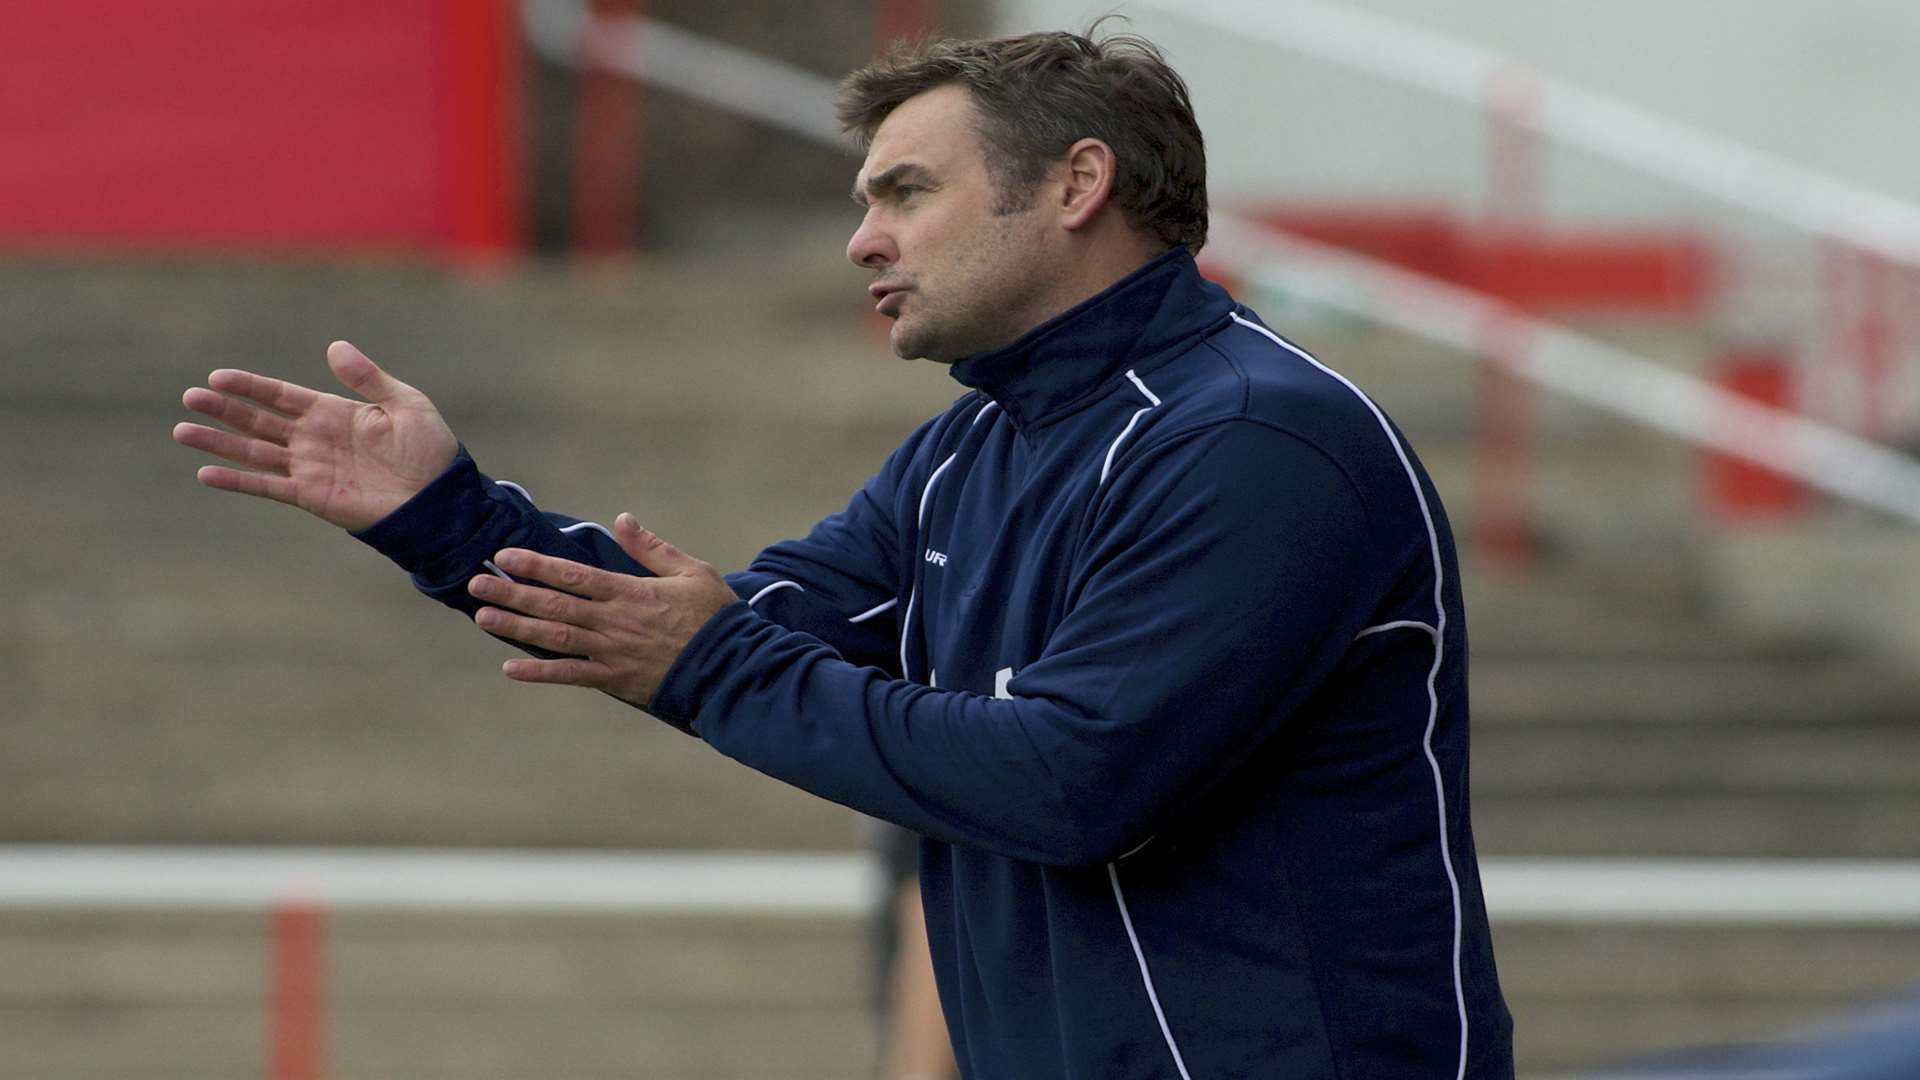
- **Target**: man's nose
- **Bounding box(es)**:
[846,210,896,269]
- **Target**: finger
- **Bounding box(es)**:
[205,368,322,417]
[468,574,596,627]
[473,605,605,656]
[195,464,300,505]
[489,549,625,600]
[613,515,707,579]
[182,387,295,444]
[327,340,419,405]
[173,421,294,474]
[500,656,611,688]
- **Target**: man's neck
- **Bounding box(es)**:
[1025,232,1169,340]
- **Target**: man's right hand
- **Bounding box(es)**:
[173,341,460,532]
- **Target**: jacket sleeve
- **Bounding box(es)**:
[351,446,650,618]
[652,420,1399,866]
[353,418,936,673]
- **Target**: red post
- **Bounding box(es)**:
[1856,251,1892,440]
[1477,67,1542,570]
[1475,314,1535,569]
[269,901,329,1080]
[571,0,645,253]
[1821,240,1867,436]
[1901,264,1920,442]
[439,0,525,259]
[1821,240,1847,427]
[1702,347,1807,521]
[1485,65,1542,227]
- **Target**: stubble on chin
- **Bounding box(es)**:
[888,317,930,362]
[889,309,963,365]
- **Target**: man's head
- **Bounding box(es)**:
[839,29,1208,362]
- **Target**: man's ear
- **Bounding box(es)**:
[1057,138,1117,231]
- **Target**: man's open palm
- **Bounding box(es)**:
[173,341,458,532]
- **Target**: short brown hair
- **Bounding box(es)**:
[837,27,1209,252]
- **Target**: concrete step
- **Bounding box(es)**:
[1702,520,1920,668]
[1462,573,1821,662]
[1475,792,1920,857]
[0,241,952,429]
[0,909,875,1080]
[1494,923,1920,1076]
[1472,657,1920,726]
[1475,724,1920,794]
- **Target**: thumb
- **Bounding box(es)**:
[327,340,414,404]
[615,513,704,577]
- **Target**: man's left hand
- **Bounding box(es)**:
[468,514,737,708]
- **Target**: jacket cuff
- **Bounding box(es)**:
[649,600,764,734]
[350,446,491,574]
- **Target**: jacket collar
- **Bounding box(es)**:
[948,247,1234,430]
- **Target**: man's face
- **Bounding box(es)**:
[847,84,1056,362]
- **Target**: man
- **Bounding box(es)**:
[174,29,1513,1079]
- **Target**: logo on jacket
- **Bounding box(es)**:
[924,549,948,567]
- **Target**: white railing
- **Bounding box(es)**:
[1206,214,1920,525]
[522,0,846,146]
[0,846,879,913]
[13,845,1913,1078]
[6,846,1920,923]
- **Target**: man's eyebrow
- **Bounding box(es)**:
[851,163,936,206]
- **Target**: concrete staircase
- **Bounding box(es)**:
[1446,437,1920,1072]
[5,229,1918,1077]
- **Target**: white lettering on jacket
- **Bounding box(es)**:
[924,549,948,567]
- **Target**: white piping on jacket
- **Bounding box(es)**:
[746,580,803,607]
[859,404,993,642]
[898,451,960,681]
[559,520,617,543]
[496,479,618,547]
[1097,371,1193,1072]
[1356,619,1440,641]
[1101,369,1163,484]
[1108,864,1196,1080]
[1101,367,1189,1075]
[1231,310,1470,1080]
[849,597,899,624]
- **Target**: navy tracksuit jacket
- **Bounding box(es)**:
[358,248,1515,1078]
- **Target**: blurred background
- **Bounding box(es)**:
[5,1,1920,1077]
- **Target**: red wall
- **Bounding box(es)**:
[0,0,521,254]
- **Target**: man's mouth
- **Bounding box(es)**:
[870,282,910,318]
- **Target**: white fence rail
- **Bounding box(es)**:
[4,847,1920,924]
[522,0,846,146]
[1207,215,1920,525]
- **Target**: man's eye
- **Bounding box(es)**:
[895,186,921,200]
